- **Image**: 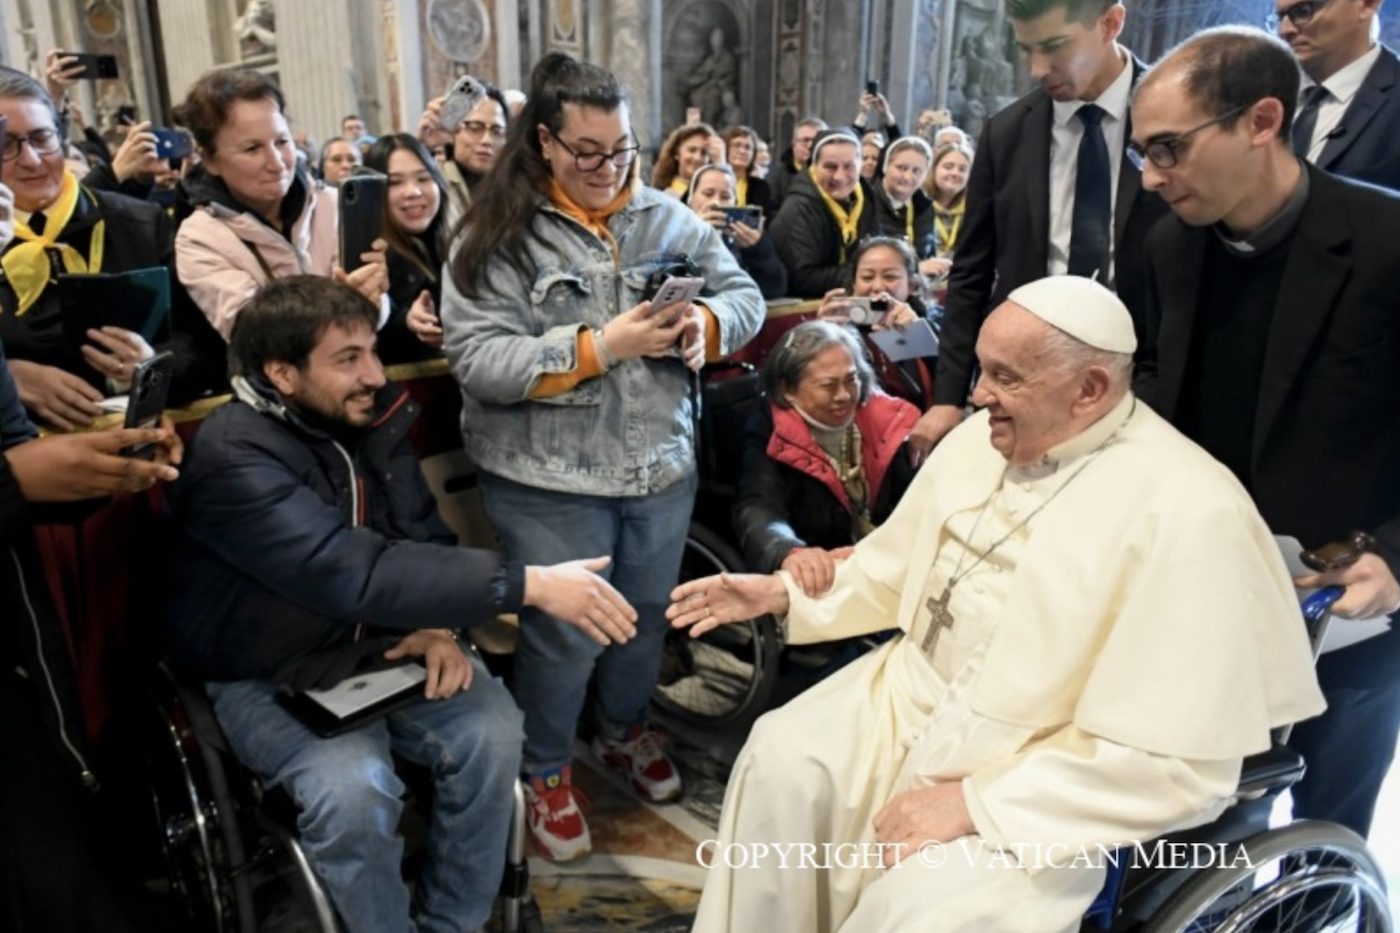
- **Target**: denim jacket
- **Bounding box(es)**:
[440,186,765,496]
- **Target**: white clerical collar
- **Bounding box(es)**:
[1301,43,1382,107]
[1052,46,1133,129]
[1040,391,1136,467]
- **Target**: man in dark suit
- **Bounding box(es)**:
[1274,0,1400,189]
[912,0,1168,458]
[1133,26,1400,839]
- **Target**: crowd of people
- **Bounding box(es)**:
[2,0,1399,930]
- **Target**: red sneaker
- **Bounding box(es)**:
[524,766,592,861]
[592,726,683,803]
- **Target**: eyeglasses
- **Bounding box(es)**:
[460,120,506,141]
[1126,104,1252,170]
[548,128,639,173]
[1,128,63,162]
[1265,0,1333,31]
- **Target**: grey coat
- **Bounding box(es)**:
[440,185,765,497]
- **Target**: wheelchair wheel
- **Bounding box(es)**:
[653,522,782,729]
[1144,820,1391,933]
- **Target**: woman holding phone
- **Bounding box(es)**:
[687,163,786,299]
[362,134,451,363]
[173,67,387,340]
[440,53,763,861]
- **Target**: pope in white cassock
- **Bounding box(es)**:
[668,276,1327,933]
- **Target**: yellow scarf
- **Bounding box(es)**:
[736,175,749,206]
[934,198,966,255]
[2,171,105,316]
[809,166,864,263]
[547,178,635,265]
[667,177,689,197]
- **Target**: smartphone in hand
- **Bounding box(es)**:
[648,275,704,324]
[338,169,387,273]
[122,351,175,459]
[64,53,120,80]
[152,128,192,160]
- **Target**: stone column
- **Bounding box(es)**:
[277,0,388,144]
[159,0,221,108]
[607,0,662,149]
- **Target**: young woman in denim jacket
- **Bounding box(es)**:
[440,53,764,860]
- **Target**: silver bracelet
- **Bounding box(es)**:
[594,327,616,371]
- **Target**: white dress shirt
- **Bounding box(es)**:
[1047,49,1134,282]
[1299,43,1383,163]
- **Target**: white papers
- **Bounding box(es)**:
[303,663,427,719]
[1275,535,1391,654]
[99,395,129,414]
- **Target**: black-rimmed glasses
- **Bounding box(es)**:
[548,128,639,173]
[1265,0,1333,32]
[1,128,63,162]
[1126,104,1252,170]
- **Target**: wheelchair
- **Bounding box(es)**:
[1081,586,1392,932]
[143,662,544,933]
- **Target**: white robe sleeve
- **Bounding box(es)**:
[961,725,1241,866]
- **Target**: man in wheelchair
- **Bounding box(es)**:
[668,276,1327,932]
[164,276,636,933]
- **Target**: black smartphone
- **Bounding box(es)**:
[152,128,191,160]
[866,79,880,96]
[65,53,120,81]
[338,169,387,274]
[721,205,763,227]
[122,351,175,459]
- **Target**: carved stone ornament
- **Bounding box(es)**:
[427,0,492,64]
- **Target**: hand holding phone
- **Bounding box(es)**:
[339,169,387,273]
[152,128,192,160]
[440,75,487,130]
[647,275,705,325]
[122,351,175,459]
[62,53,120,81]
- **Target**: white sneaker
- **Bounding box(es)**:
[592,726,683,803]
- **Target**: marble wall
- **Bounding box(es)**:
[7,0,1400,153]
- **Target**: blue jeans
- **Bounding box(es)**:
[208,656,523,933]
[478,470,697,772]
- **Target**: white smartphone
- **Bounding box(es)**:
[648,275,705,322]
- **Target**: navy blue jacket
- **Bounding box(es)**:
[165,376,522,681]
[1313,45,1400,191]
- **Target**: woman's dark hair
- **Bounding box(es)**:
[764,320,875,408]
[445,81,511,165]
[230,275,378,376]
[651,123,718,189]
[364,133,451,282]
[450,53,632,299]
[173,67,287,156]
[848,236,929,308]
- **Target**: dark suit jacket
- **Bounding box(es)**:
[932,54,1168,406]
[1136,166,1400,684]
[1313,45,1400,191]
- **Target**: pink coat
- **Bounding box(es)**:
[175,184,339,339]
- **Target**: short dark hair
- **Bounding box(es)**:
[0,66,63,139]
[1006,0,1114,23]
[230,276,379,376]
[1156,26,1301,136]
[173,67,286,155]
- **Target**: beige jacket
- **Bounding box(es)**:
[175,180,339,339]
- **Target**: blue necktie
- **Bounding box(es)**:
[1068,103,1111,282]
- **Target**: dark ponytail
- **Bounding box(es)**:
[449,53,633,299]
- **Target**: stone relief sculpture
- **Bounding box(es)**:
[235,0,277,58]
[427,0,491,64]
[952,0,1017,129]
[684,27,738,125]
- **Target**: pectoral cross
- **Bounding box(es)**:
[921,587,955,655]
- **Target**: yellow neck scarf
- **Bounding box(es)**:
[809,166,865,263]
[2,172,105,316]
[547,178,635,264]
[934,198,965,255]
[736,175,749,206]
[667,177,689,197]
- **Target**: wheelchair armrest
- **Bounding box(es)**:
[1238,744,1306,797]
